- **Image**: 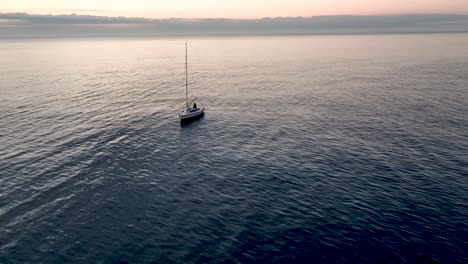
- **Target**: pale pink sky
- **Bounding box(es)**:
[2,0,468,18]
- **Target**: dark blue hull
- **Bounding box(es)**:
[180,112,204,125]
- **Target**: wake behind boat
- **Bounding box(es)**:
[179,43,204,124]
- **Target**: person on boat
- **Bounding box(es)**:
[193,102,197,109]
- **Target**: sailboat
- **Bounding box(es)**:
[179,43,204,124]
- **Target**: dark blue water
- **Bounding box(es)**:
[1,34,467,263]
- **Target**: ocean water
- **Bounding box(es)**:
[0,34,467,263]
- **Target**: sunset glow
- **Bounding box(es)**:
[2,0,468,18]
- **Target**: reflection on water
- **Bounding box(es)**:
[1,34,468,263]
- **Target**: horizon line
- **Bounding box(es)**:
[2,12,468,37]
[3,11,468,21]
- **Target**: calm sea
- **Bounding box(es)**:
[1,34,467,263]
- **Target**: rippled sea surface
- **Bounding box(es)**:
[1,34,467,263]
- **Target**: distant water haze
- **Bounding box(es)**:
[1,13,468,37]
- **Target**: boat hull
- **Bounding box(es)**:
[179,108,204,124]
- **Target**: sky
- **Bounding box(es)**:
[1,1,468,37]
[1,0,468,18]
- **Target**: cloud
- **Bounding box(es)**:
[1,12,468,37]
[68,9,102,12]
[0,12,148,24]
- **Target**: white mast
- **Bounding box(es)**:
[185,43,189,109]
